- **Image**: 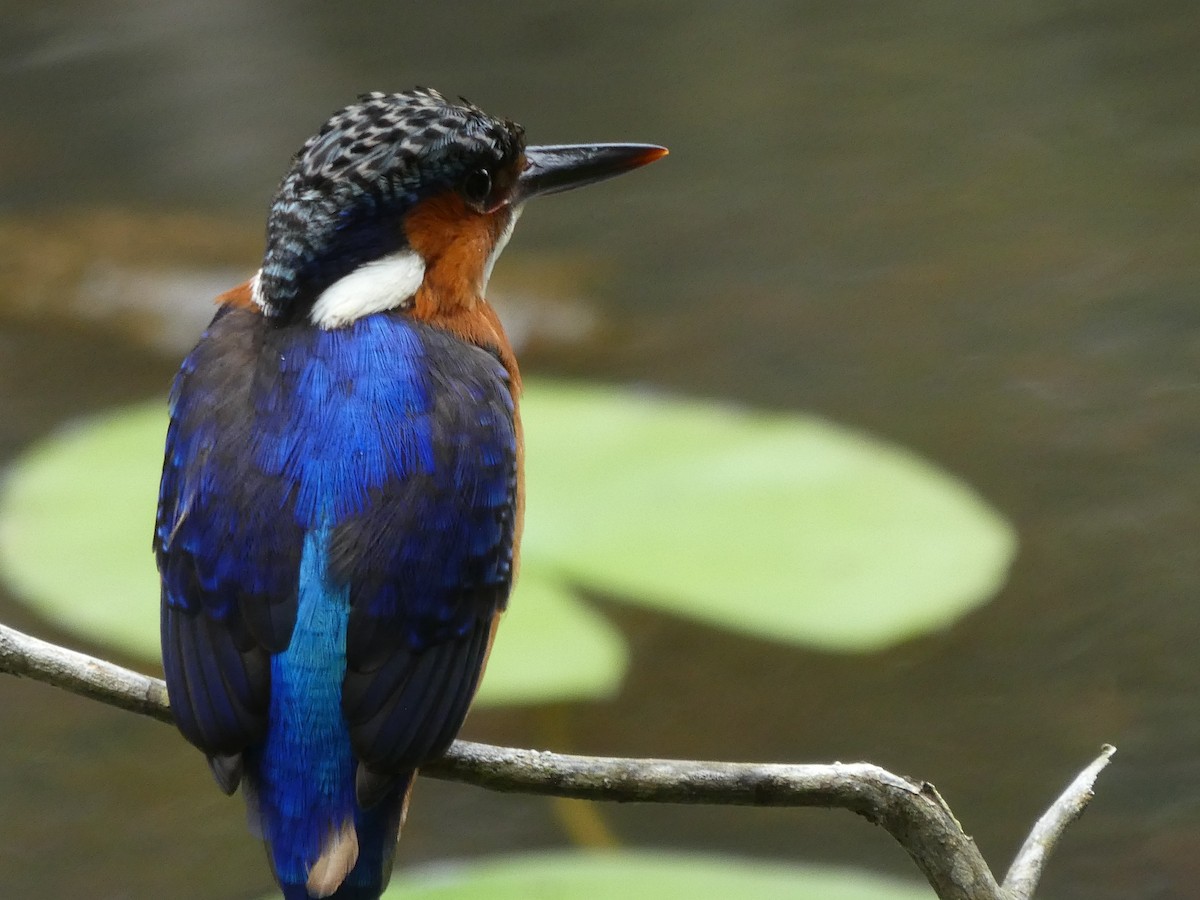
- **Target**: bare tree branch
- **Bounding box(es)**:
[0,620,171,723]
[422,742,1004,899]
[0,621,1110,900]
[1001,744,1116,897]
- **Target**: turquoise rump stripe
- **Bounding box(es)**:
[256,526,355,886]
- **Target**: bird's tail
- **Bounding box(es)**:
[252,529,414,899]
[250,765,413,900]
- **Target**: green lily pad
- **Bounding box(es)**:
[0,406,160,657]
[521,383,1015,651]
[0,401,627,706]
[262,851,934,899]
[0,379,1015,703]
[475,571,627,706]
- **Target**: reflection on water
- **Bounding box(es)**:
[3,2,1200,898]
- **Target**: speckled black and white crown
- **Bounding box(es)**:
[258,88,525,319]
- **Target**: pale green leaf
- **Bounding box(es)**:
[474,571,627,707]
[263,851,934,899]
[0,379,1015,700]
[521,382,1016,651]
[0,405,163,659]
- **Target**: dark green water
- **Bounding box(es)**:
[2,2,1199,897]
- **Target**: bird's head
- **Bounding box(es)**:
[250,88,666,328]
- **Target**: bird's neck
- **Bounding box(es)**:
[415,297,522,393]
[405,193,515,311]
[403,193,521,387]
[216,191,521,388]
[216,275,519,390]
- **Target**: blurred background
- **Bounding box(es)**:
[1,1,1199,897]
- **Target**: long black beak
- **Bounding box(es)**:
[515,143,668,202]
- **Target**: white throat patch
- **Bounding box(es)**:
[308,250,426,329]
[482,206,522,294]
[249,269,266,311]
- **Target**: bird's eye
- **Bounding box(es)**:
[461,168,493,206]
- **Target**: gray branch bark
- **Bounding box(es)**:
[0,621,1112,900]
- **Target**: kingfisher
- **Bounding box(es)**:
[154,88,664,899]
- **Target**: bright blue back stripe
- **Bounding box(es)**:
[256,526,355,886]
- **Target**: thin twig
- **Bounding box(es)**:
[0,621,171,723]
[1001,744,1116,899]
[0,621,1111,900]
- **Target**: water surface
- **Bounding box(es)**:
[2,3,1199,897]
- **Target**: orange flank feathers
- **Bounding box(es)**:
[215,278,258,310]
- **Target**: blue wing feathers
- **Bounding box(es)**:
[162,599,269,754]
[421,615,492,751]
[157,304,517,895]
[343,612,493,773]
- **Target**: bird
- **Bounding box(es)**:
[154,87,665,900]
